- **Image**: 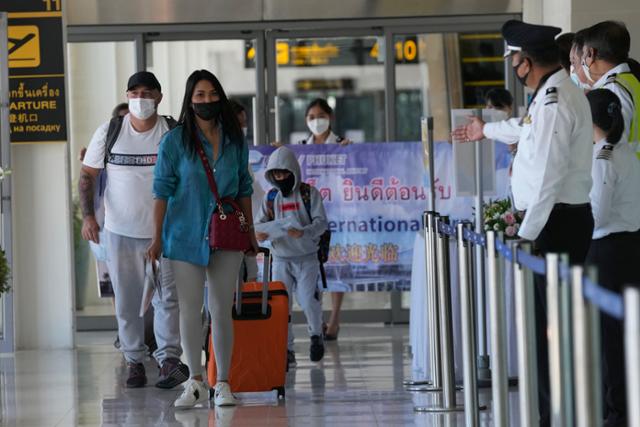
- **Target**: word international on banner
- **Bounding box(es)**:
[250,142,510,292]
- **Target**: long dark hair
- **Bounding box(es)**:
[587,89,624,144]
[305,98,333,117]
[178,69,243,157]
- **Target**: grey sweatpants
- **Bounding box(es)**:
[170,250,244,382]
[104,230,181,364]
[272,256,323,351]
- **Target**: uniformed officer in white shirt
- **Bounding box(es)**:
[585,88,640,427]
[579,21,640,156]
[453,20,594,427]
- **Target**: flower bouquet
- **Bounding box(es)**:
[483,198,524,238]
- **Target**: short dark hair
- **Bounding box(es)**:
[582,21,630,65]
[587,89,624,144]
[111,102,128,119]
[305,98,333,117]
[556,33,575,72]
[521,44,561,67]
[572,29,587,56]
[485,88,513,110]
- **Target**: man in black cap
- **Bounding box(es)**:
[454,20,594,426]
[78,71,188,389]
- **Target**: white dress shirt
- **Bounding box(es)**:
[590,138,640,239]
[484,69,593,240]
[593,63,635,147]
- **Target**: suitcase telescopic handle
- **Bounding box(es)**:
[235,247,271,316]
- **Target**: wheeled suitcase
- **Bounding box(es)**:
[207,248,289,399]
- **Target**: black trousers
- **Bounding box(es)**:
[586,230,640,427]
[533,204,594,426]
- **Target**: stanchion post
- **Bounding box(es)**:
[415,216,463,413]
[545,253,567,426]
[513,241,538,427]
[571,265,597,427]
[558,255,574,427]
[407,211,441,393]
[624,287,640,427]
[587,268,603,425]
[487,231,508,426]
[458,222,479,427]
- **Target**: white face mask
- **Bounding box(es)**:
[581,58,595,84]
[570,65,591,90]
[128,98,156,120]
[307,118,330,136]
[241,127,248,137]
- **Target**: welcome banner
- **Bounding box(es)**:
[250,142,510,291]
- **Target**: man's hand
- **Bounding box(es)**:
[270,141,284,148]
[451,116,486,143]
[81,216,100,243]
[146,238,162,263]
[256,232,269,242]
[287,228,304,239]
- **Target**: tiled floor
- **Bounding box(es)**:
[0,325,516,426]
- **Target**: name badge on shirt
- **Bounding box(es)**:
[522,115,532,125]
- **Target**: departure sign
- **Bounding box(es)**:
[245,37,419,68]
[5,0,67,143]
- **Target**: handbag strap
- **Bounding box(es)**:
[195,137,222,205]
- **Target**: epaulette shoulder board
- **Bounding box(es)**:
[544,87,558,106]
[596,144,614,160]
[604,73,618,86]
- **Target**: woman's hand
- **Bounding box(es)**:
[270,141,284,148]
[146,238,162,263]
[256,231,269,242]
[246,233,260,256]
[339,138,353,146]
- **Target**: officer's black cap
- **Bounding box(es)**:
[127,71,162,92]
[502,20,562,57]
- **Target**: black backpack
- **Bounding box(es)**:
[266,182,331,287]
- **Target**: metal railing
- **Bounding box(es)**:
[405,210,640,427]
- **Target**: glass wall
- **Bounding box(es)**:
[147,39,257,143]
[67,42,135,314]
[272,36,386,144]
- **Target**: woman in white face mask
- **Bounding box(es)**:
[300,98,351,146]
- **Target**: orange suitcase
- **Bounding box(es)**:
[207,248,289,399]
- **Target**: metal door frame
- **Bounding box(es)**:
[67,14,520,328]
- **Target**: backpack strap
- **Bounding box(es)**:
[162,115,178,129]
[103,116,124,167]
[299,182,313,222]
[266,188,279,220]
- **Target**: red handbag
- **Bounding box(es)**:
[196,140,252,252]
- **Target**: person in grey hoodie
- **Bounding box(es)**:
[255,146,328,367]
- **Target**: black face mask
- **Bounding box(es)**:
[274,173,295,197]
[193,101,222,121]
[513,60,530,87]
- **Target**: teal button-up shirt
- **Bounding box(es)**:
[153,125,252,266]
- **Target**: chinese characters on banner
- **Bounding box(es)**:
[250,142,510,291]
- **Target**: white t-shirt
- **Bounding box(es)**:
[83,114,169,238]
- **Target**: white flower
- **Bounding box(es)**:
[493,223,500,231]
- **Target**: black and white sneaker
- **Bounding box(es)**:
[155,358,189,389]
[310,335,325,362]
[174,379,208,408]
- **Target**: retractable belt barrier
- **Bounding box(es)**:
[405,210,639,427]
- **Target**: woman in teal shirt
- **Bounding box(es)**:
[148,69,258,409]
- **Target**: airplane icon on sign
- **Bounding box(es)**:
[9,33,36,55]
[7,25,40,68]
